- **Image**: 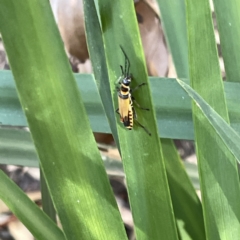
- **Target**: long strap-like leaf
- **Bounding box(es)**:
[185,0,240,239]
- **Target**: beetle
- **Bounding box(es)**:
[116,46,151,136]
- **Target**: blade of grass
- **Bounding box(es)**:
[0,127,38,167]
[185,0,240,238]
[2,73,240,140]
[212,0,240,82]
[162,139,205,240]
[177,78,240,165]
[156,0,188,78]
[0,1,126,239]
[154,3,206,238]
[75,74,111,133]
[0,170,65,240]
[0,71,110,133]
[83,0,119,149]
[98,1,178,239]
[4,77,240,167]
[75,3,203,239]
[40,169,56,222]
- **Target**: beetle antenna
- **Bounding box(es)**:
[120,45,130,77]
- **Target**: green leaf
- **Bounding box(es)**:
[185,0,240,239]
[0,126,201,193]
[0,127,38,167]
[162,139,205,240]
[0,1,126,239]
[154,7,205,238]
[40,169,56,222]
[156,0,188,78]
[83,0,119,148]
[177,79,240,165]
[2,72,240,140]
[212,0,240,82]
[0,170,65,240]
[97,1,178,239]
[0,71,110,133]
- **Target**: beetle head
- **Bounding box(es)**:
[122,76,131,86]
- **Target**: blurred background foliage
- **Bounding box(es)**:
[0,0,240,239]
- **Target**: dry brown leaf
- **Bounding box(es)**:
[51,0,169,76]
[135,0,169,76]
[51,0,89,63]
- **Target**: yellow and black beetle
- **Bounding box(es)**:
[116,46,151,136]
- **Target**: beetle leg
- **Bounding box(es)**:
[132,108,151,136]
[135,119,151,136]
[131,83,146,93]
[132,97,149,111]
